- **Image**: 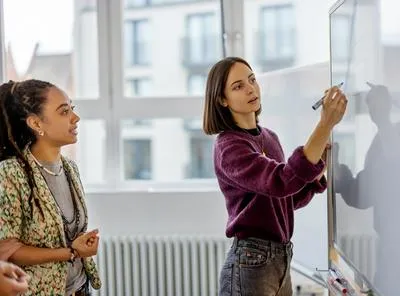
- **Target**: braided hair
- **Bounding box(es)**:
[0,79,54,214]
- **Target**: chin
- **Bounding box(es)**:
[64,137,78,145]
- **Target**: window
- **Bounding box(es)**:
[124,20,150,66]
[81,0,96,10]
[126,78,152,97]
[184,13,220,66]
[123,139,152,179]
[187,74,206,95]
[125,0,150,7]
[188,133,215,178]
[2,0,336,190]
[257,5,295,71]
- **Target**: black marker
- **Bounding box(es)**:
[312,82,344,110]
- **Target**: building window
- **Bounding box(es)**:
[127,0,201,6]
[187,74,207,96]
[126,77,152,97]
[123,139,152,180]
[124,20,150,66]
[125,0,150,7]
[188,133,215,179]
[258,5,295,70]
[184,13,218,66]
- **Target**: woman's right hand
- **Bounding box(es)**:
[71,229,100,258]
[320,86,348,128]
[0,261,29,296]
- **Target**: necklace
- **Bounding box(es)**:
[29,149,63,176]
[238,126,266,156]
[42,167,82,242]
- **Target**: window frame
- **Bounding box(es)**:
[0,0,243,193]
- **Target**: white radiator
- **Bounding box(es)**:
[338,234,377,281]
[92,236,232,296]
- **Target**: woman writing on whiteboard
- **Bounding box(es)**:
[203,57,347,295]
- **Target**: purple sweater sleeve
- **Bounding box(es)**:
[293,175,327,209]
[216,138,325,198]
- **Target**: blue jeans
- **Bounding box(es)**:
[219,237,293,296]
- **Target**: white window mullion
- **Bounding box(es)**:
[98,0,112,108]
[221,0,244,57]
[0,0,5,83]
[107,0,124,187]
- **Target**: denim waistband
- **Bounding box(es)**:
[233,237,293,255]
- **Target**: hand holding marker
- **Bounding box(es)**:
[312,82,344,110]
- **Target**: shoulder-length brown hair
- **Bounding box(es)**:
[203,57,261,135]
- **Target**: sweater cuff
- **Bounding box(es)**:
[288,146,325,182]
[313,175,327,193]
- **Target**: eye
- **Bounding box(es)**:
[250,77,256,83]
[71,105,76,111]
[233,84,242,91]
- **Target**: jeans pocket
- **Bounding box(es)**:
[219,263,233,296]
[239,247,270,268]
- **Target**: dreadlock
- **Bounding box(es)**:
[0,79,54,215]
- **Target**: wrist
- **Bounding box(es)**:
[67,247,79,263]
[317,119,334,131]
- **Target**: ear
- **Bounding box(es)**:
[26,114,42,134]
[219,97,228,108]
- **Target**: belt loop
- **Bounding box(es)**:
[232,237,238,248]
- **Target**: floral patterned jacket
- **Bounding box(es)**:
[0,149,101,295]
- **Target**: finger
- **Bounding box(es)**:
[9,278,29,292]
[92,237,100,250]
[87,228,99,234]
[324,87,341,107]
[12,265,27,278]
[1,263,19,277]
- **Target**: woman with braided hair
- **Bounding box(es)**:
[0,79,101,295]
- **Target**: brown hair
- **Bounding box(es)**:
[203,57,261,135]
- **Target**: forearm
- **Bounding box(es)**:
[9,245,71,266]
[303,121,332,164]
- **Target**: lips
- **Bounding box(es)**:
[248,97,258,103]
[70,127,78,135]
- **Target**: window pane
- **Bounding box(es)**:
[121,118,215,180]
[3,0,100,99]
[125,0,149,7]
[123,2,222,98]
[256,5,295,69]
[245,0,333,73]
[125,77,153,96]
[62,120,106,184]
[187,74,206,95]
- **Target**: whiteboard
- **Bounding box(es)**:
[330,0,400,295]
[257,61,330,272]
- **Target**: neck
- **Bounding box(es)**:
[30,141,61,163]
[234,113,257,130]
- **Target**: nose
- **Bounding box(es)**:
[72,111,80,123]
[246,83,255,94]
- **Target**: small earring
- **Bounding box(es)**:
[39,131,44,136]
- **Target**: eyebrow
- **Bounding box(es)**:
[230,73,255,87]
[56,100,73,111]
